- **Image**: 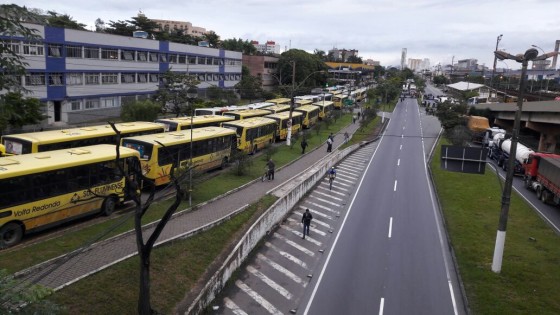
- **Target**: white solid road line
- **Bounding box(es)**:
[235,280,283,315]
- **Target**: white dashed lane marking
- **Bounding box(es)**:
[264,242,308,269]
[246,265,293,300]
[235,280,283,315]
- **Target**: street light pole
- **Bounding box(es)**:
[186,87,198,208]
[491,34,503,99]
[491,48,558,273]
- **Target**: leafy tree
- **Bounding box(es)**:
[277,49,328,89]
[433,75,450,86]
[0,4,42,93]
[235,66,263,101]
[46,11,86,30]
[0,92,46,132]
[153,70,200,117]
[435,101,468,131]
[105,20,136,37]
[203,31,221,48]
[94,18,106,32]
[314,49,326,61]
[120,99,161,122]
[221,38,257,55]
[347,55,363,64]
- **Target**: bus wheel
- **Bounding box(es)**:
[102,196,117,216]
[0,222,23,248]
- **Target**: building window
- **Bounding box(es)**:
[137,51,148,62]
[85,73,100,85]
[2,40,20,53]
[66,73,83,85]
[198,74,205,81]
[66,45,82,58]
[149,73,159,83]
[101,73,118,84]
[25,73,46,86]
[84,47,100,59]
[22,42,43,55]
[85,98,100,109]
[49,73,64,86]
[149,52,159,62]
[160,54,168,62]
[235,74,241,80]
[178,54,186,64]
[70,100,82,111]
[197,57,206,65]
[121,50,135,61]
[101,97,118,108]
[213,58,221,66]
[169,54,177,63]
[137,73,148,83]
[213,74,219,81]
[48,44,62,57]
[188,56,197,64]
[101,48,118,60]
[121,73,136,84]
[206,74,213,81]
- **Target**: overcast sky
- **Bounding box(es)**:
[11,0,560,70]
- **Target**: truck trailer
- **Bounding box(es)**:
[524,153,560,205]
[489,138,534,175]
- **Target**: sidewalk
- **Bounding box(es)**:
[17,116,365,291]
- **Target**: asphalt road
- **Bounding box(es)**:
[303,96,463,314]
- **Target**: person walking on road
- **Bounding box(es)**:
[300,138,308,154]
[266,158,275,181]
[302,209,313,239]
[344,131,349,144]
[326,136,333,153]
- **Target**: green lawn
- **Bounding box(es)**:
[431,138,560,314]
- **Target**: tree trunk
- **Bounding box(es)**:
[138,252,152,315]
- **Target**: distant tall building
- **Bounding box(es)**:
[401,48,407,70]
[421,58,431,71]
[408,58,422,71]
[328,48,359,62]
[251,41,281,54]
[456,59,478,71]
[364,59,380,66]
[150,17,208,36]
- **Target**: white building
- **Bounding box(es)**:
[3,23,242,127]
[251,41,281,54]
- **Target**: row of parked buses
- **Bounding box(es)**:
[0,95,343,247]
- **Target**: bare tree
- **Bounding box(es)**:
[109,123,183,315]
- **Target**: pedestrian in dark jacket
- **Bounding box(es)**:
[266,159,275,181]
[300,138,308,154]
[302,209,313,239]
[326,137,333,153]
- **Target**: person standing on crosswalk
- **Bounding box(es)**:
[302,209,313,239]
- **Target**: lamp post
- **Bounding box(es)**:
[491,34,503,99]
[491,48,558,273]
[186,86,198,207]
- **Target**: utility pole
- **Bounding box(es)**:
[286,61,296,146]
[491,34,503,99]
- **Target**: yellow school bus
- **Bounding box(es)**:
[312,101,335,120]
[265,111,303,141]
[155,115,235,131]
[222,109,272,121]
[121,127,236,187]
[266,98,291,106]
[222,117,277,154]
[333,92,348,109]
[263,104,291,114]
[1,121,165,155]
[0,144,141,247]
[294,99,314,108]
[293,105,320,129]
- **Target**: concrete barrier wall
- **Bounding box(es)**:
[185,143,360,314]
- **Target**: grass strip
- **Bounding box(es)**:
[431,138,560,314]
